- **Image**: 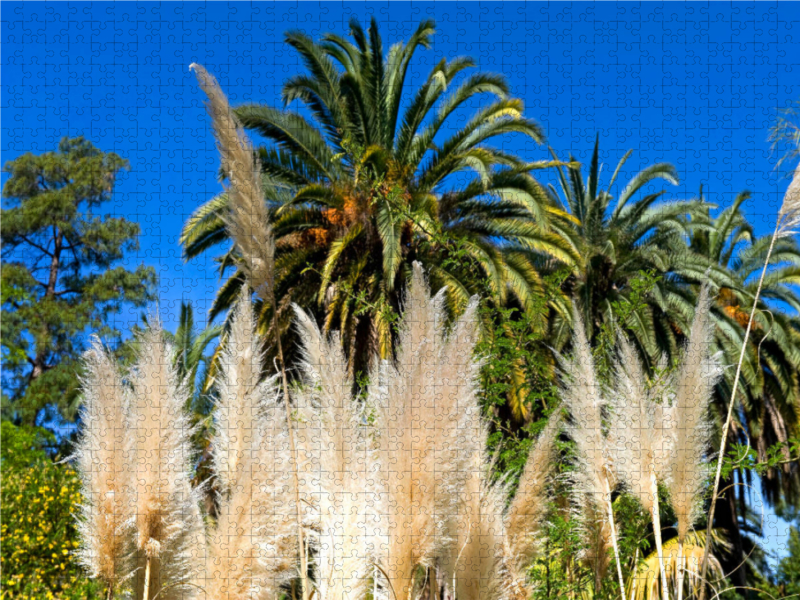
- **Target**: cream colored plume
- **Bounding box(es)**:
[205,299,297,600]
[190,62,275,297]
[666,284,722,544]
[293,306,375,600]
[128,324,205,600]
[75,338,135,591]
[504,410,561,593]
[437,297,510,600]
[371,263,471,600]
[777,162,800,238]
[608,337,671,516]
[211,299,266,494]
[559,308,625,599]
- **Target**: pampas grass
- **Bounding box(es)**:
[608,335,672,600]
[559,307,625,600]
[191,62,310,600]
[128,323,205,600]
[699,164,800,600]
[667,286,722,600]
[439,297,504,600]
[75,339,134,597]
[293,306,375,600]
[205,299,297,600]
[76,261,727,600]
[370,263,462,600]
[189,63,274,298]
[504,411,560,596]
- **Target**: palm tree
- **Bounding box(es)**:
[685,189,800,586]
[546,135,731,360]
[181,18,576,375]
[690,189,800,504]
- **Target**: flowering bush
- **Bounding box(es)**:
[1,422,101,599]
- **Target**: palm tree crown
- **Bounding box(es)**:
[182,17,576,373]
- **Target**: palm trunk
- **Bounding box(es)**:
[605,479,627,600]
[649,471,668,600]
[698,225,778,600]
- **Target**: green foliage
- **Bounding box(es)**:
[1,137,156,426]
[776,525,800,596]
[722,436,800,481]
[476,269,568,486]
[0,422,101,599]
[592,269,661,383]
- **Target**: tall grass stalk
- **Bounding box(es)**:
[504,411,561,597]
[668,286,721,600]
[369,263,467,599]
[190,63,310,600]
[206,299,296,600]
[439,296,503,600]
[698,163,800,600]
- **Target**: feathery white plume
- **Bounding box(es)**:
[371,263,470,600]
[559,307,625,599]
[75,338,135,592]
[294,306,375,600]
[608,336,672,516]
[667,284,721,544]
[205,299,296,600]
[128,323,205,600]
[438,298,508,600]
[504,411,561,594]
[190,62,274,297]
[777,163,800,238]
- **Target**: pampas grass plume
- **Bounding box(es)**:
[128,323,204,600]
[205,299,297,600]
[75,338,134,593]
[190,62,274,297]
[293,306,374,600]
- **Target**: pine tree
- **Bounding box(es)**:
[1,136,156,425]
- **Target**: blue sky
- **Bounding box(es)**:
[2,0,799,563]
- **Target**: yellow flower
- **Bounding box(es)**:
[62,549,69,555]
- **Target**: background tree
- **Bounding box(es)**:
[1,137,156,426]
